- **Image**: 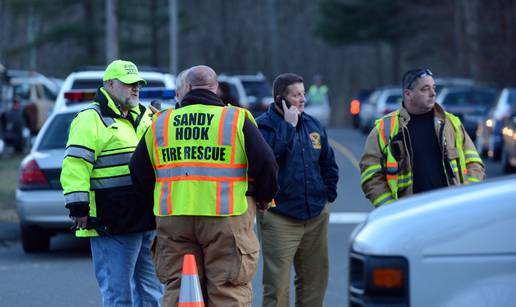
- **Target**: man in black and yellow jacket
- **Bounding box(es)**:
[60,60,162,307]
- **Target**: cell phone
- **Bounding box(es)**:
[276,97,291,109]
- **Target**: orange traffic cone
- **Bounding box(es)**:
[178,254,205,307]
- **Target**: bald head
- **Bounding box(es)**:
[185,65,218,94]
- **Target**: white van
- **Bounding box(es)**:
[349,176,516,307]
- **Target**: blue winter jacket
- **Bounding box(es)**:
[256,104,339,220]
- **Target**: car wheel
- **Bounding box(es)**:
[21,224,50,253]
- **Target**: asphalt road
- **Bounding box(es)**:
[0,128,505,307]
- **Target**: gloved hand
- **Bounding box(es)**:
[71,216,88,229]
[282,99,300,127]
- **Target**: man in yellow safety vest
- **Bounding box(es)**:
[130,65,278,306]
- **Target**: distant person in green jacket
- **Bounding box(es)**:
[307,74,329,106]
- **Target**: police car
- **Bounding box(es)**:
[349,176,516,306]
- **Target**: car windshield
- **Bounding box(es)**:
[386,94,402,104]
[241,80,271,100]
[442,90,497,106]
[38,112,76,150]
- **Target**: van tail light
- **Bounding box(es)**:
[19,159,50,190]
[349,252,409,306]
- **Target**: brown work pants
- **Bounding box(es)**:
[152,197,259,307]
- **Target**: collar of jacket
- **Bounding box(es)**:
[179,89,225,108]
[95,87,145,120]
[398,102,447,127]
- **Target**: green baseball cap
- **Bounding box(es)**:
[102,60,147,85]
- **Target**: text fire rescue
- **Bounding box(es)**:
[161,112,227,162]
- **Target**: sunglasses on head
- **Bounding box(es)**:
[405,69,433,89]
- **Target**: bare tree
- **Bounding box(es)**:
[105,0,119,63]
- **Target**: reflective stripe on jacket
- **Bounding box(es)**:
[360,103,485,207]
[145,104,250,216]
[61,87,153,236]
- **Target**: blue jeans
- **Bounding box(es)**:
[91,230,163,307]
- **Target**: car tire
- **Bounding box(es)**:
[21,224,50,253]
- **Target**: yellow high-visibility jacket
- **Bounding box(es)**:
[61,87,154,236]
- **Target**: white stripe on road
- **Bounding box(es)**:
[329,212,369,224]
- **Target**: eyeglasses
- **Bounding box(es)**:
[404,69,433,89]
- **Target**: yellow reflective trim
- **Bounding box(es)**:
[465,157,483,164]
[398,172,412,179]
[464,150,479,155]
[360,164,382,184]
[75,229,98,237]
[373,192,395,207]
[467,176,480,183]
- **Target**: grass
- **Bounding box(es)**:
[0,155,23,211]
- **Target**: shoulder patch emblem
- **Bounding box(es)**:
[309,132,321,149]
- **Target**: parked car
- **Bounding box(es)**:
[350,89,373,129]
[217,75,249,109]
[53,66,176,112]
[0,70,59,152]
[349,175,516,307]
[235,73,274,118]
[501,113,516,173]
[218,73,273,118]
[359,86,402,134]
[437,86,498,142]
[434,77,475,95]
[475,88,515,160]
